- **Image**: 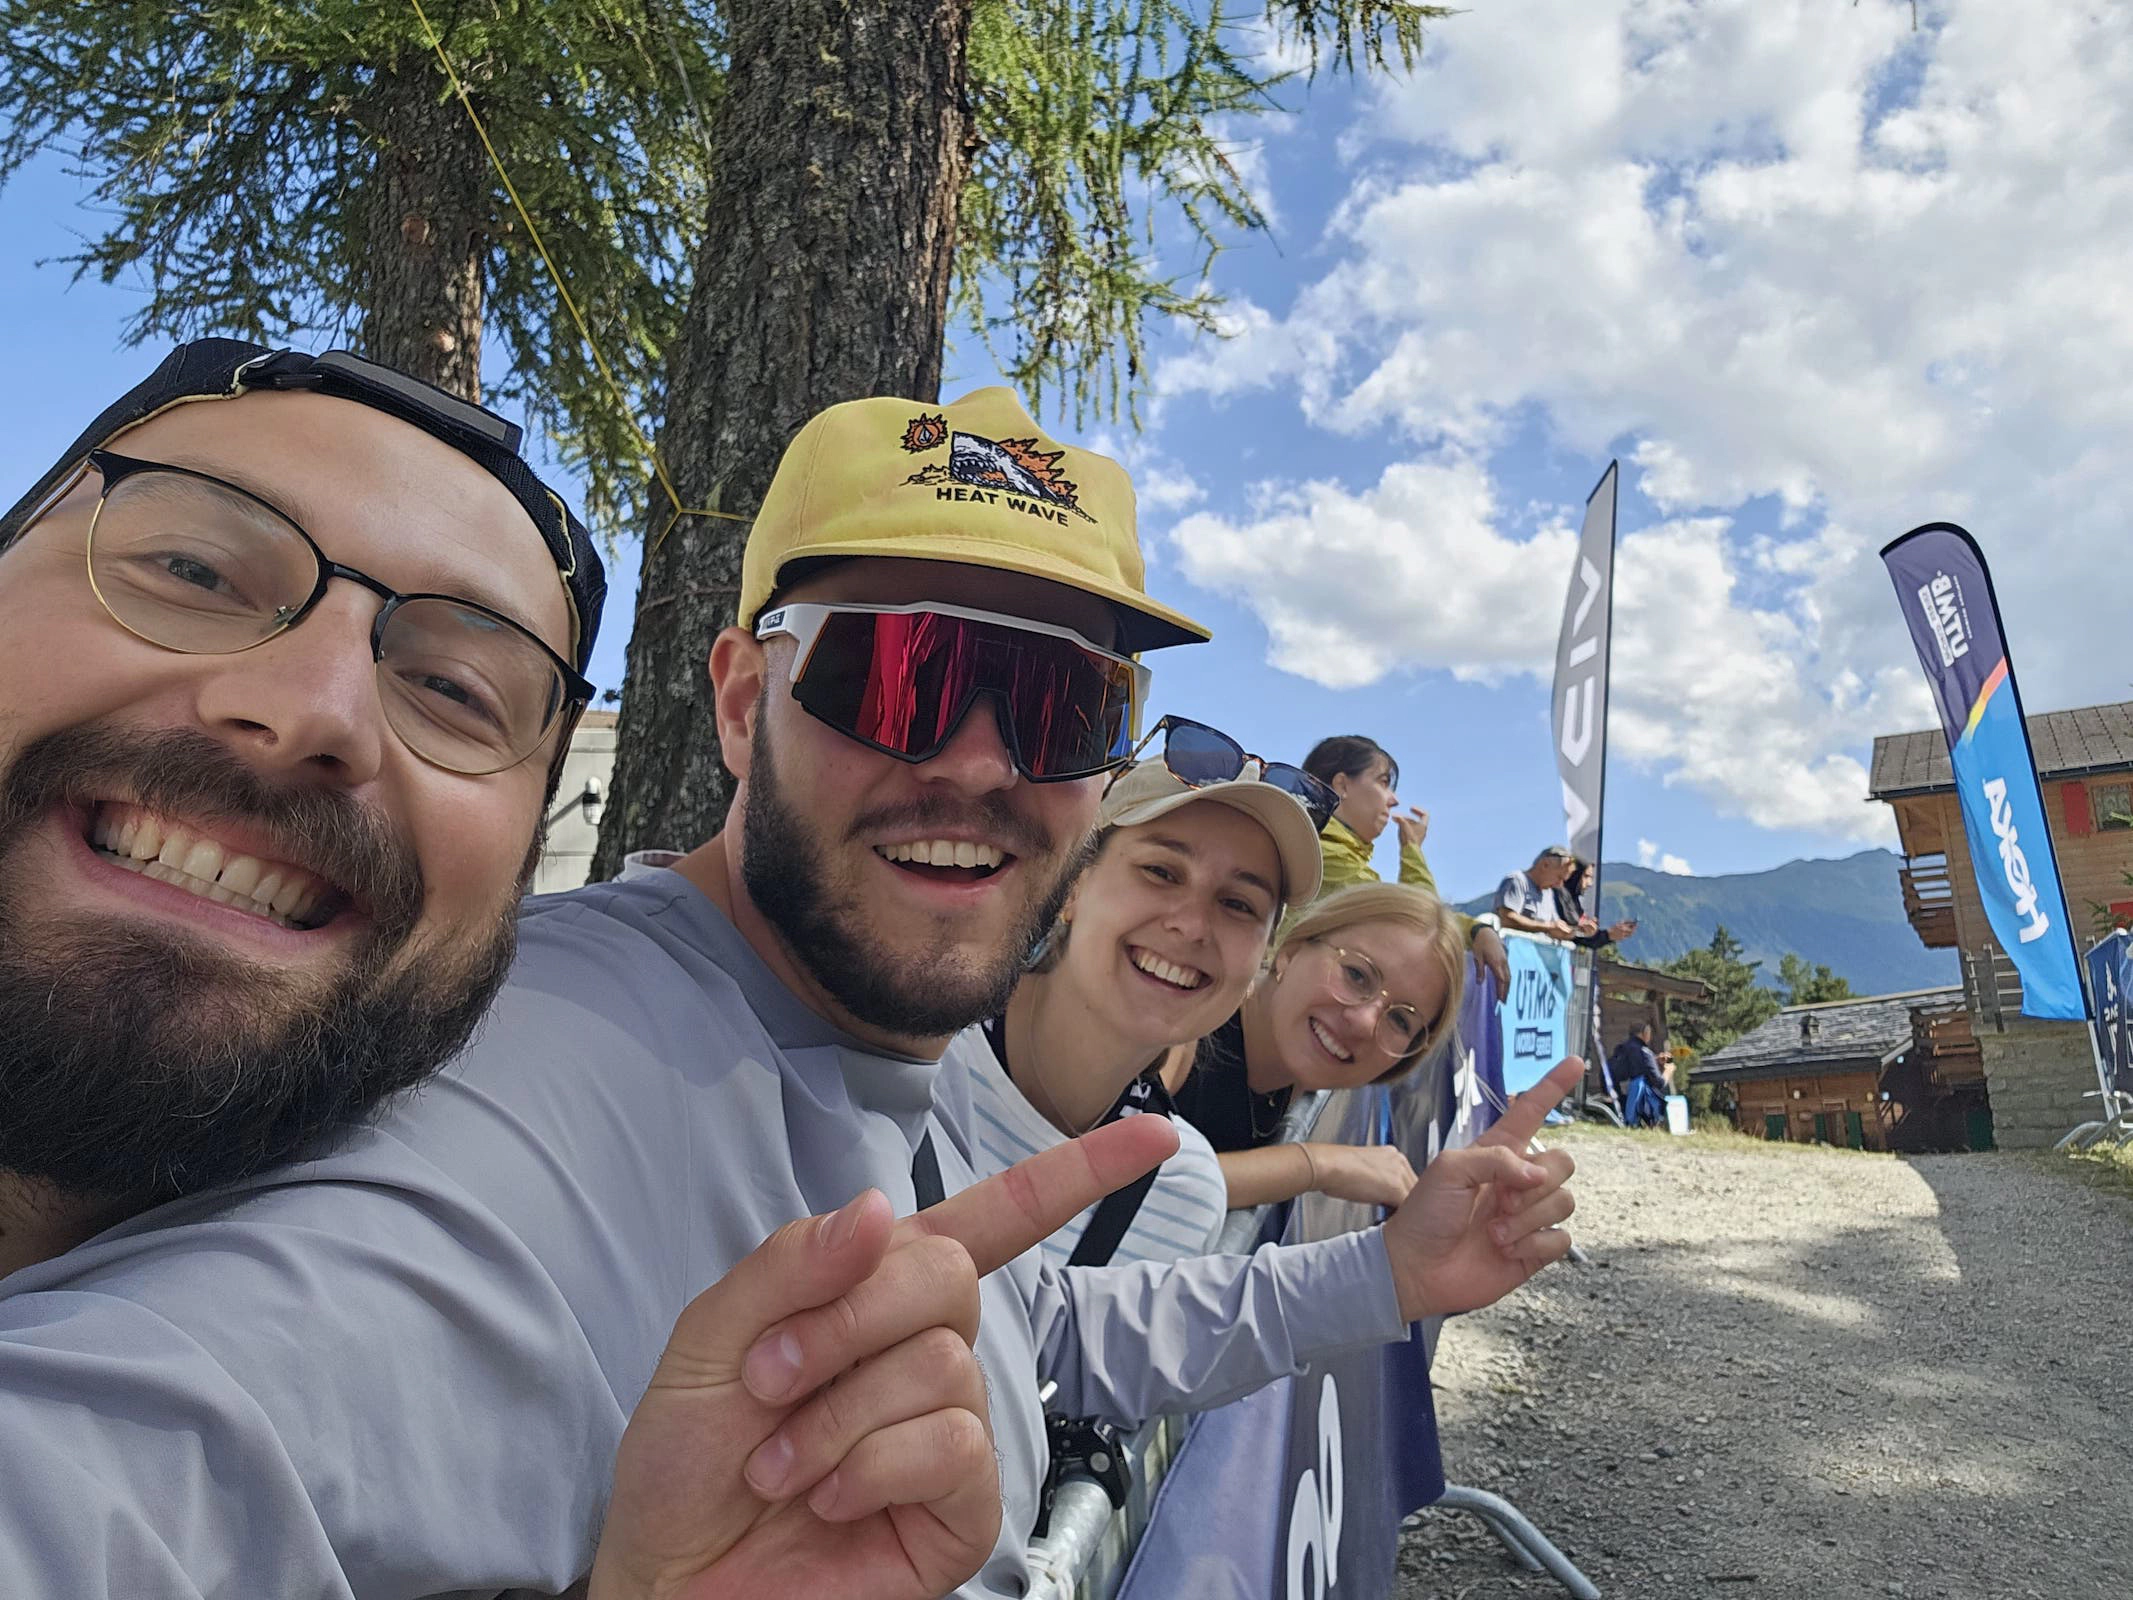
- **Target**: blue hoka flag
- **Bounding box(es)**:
[1881,524,2086,1020]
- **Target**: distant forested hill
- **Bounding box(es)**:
[1456,848,1958,996]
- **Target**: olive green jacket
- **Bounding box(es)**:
[1315,815,1436,897]
[1281,817,1478,943]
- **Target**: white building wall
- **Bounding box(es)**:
[535,710,619,896]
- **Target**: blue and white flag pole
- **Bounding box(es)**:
[1881,523,2086,1019]
[1880,522,2115,1121]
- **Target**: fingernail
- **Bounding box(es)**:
[807,1468,843,1520]
[1491,1221,1512,1245]
[744,1330,805,1401]
[822,1192,867,1251]
[1519,1162,1545,1183]
[746,1431,796,1496]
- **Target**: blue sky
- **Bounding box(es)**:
[6,0,2125,903]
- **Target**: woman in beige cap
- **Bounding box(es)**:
[960,728,1326,1270]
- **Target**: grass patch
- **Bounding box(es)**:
[2037,1140,2133,1204]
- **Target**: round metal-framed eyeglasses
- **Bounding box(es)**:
[77,449,592,775]
[1317,940,1428,1056]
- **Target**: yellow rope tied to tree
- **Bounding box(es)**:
[407,0,749,556]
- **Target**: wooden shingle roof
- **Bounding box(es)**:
[1595,957,1710,1001]
[1697,987,1964,1081]
[1868,699,2133,800]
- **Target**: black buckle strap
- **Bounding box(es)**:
[911,1129,946,1211]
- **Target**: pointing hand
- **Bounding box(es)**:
[589,1115,1181,1600]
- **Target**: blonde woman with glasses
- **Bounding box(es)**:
[1164,882,1467,1210]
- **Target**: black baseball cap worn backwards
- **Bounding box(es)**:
[0,338,607,676]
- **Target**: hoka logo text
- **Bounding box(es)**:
[1983,777,2051,944]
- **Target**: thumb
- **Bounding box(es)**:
[656,1189,896,1385]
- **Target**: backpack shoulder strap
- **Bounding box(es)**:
[1065,1069,1174,1268]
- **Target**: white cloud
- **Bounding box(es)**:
[1169,456,1908,837]
[1153,0,2132,845]
[1637,838,1695,876]
[1168,452,1569,688]
[1137,466,1206,514]
[1151,297,1338,406]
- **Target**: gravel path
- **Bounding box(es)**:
[1395,1129,2132,1599]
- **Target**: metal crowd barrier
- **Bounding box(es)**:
[1021,1088,1332,1600]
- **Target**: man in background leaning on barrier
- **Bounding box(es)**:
[1496,843,1580,941]
[0,377,1582,1599]
[0,344,1125,1599]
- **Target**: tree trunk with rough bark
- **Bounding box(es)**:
[591,0,972,875]
[354,59,491,400]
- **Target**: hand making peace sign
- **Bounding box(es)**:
[1381,1055,1583,1322]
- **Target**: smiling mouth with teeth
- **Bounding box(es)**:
[85,801,345,930]
[873,838,1009,881]
[1129,945,1209,992]
[1308,1016,1355,1062]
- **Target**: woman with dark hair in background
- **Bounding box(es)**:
[1298,733,1511,989]
[1301,734,1437,895]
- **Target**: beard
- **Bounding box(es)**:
[741,713,1088,1038]
[0,724,524,1203]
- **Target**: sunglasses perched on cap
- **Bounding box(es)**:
[755,601,1149,782]
[74,450,593,775]
[1127,715,1338,831]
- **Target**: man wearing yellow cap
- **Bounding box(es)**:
[0,386,1580,1600]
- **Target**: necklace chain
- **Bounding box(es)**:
[1007,1007,1100,1137]
[1005,1007,1162,1139]
[1249,1085,1287,1140]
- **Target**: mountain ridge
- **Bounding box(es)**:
[1454,848,1958,996]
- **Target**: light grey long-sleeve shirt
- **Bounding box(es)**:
[0,868,1406,1599]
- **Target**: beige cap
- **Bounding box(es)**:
[738,386,1209,653]
[1099,761,1324,906]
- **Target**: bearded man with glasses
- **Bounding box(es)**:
[0,341,600,1261]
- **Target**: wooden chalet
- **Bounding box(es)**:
[1697,987,1990,1152]
[1868,698,2133,1145]
[1594,957,1708,1054]
[1580,957,1710,1102]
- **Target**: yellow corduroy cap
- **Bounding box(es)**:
[739,387,1209,653]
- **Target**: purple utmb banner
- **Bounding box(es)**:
[1881,523,2085,1020]
[1115,1081,1444,1600]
